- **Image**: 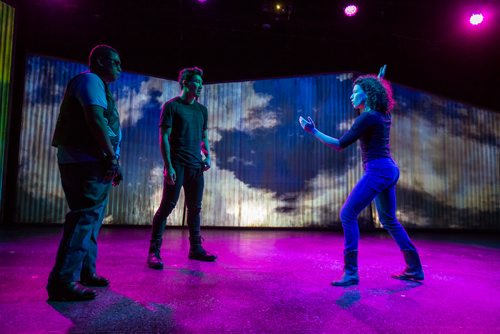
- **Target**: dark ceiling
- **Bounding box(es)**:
[10,0,500,110]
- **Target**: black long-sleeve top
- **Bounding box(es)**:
[338,110,393,164]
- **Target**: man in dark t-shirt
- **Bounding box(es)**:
[147,67,216,269]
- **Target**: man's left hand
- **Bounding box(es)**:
[104,156,120,183]
[202,157,211,171]
[112,166,123,186]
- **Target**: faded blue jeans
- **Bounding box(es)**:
[49,161,111,284]
[340,158,417,252]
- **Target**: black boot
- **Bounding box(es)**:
[80,273,110,287]
[188,235,217,262]
[147,239,164,269]
[392,250,424,281]
[332,250,359,287]
[47,281,97,301]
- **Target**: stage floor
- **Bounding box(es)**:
[1,225,499,333]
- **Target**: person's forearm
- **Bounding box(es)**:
[311,129,342,151]
[161,138,173,169]
[88,122,115,157]
[203,137,211,159]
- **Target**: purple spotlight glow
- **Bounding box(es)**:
[344,5,358,17]
[197,0,208,3]
[469,13,484,25]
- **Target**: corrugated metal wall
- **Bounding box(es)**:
[105,74,180,225]
[0,2,15,218]
[201,76,370,228]
[17,57,85,223]
[388,87,499,229]
[17,56,181,225]
[15,55,499,229]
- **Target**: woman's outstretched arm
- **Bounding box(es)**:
[299,116,342,151]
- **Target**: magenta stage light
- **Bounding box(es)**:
[469,13,484,25]
[344,5,358,17]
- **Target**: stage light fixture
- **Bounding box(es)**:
[344,4,358,17]
[260,1,293,23]
[275,3,286,14]
[469,13,484,25]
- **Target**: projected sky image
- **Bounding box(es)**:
[16,56,499,229]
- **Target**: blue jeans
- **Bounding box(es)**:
[151,163,205,241]
[49,162,111,284]
[340,158,416,252]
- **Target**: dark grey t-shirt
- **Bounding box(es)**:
[339,110,392,164]
[159,96,208,168]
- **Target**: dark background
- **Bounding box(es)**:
[2,0,499,227]
[9,0,500,111]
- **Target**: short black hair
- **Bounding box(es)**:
[178,67,204,88]
[89,44,119,70]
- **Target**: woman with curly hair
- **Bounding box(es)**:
[299,66,424,286]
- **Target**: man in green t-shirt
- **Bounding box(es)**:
[147,67,217,269]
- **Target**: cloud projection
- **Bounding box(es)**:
[15,56,500,230]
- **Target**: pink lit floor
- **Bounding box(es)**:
[1,226,499,333]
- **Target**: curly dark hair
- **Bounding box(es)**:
[353,75,394,113]
[178,66,204,88]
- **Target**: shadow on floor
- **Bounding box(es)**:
[335,280,422,309]
[48,288,178,333]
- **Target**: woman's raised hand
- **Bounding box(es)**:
[378,64,387,79]
[299,116,316,133]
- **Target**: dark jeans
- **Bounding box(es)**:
[340,158,417,252]
[48,162,111,284]
[151,163,204,241]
